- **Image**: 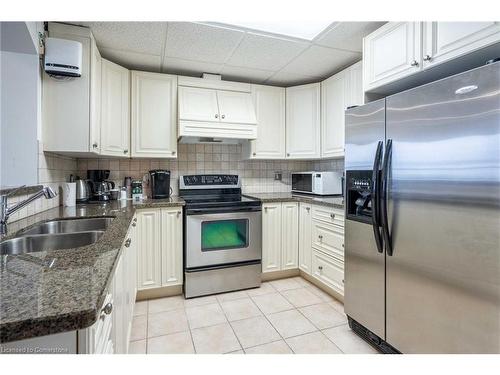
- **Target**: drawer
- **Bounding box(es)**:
[312,205,345,227]
[312,220,344,260]
[312,249,344,295]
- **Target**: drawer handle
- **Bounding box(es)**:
[125,238,131,247]
[423,54,432,61]
[177,211,181,216]
[330,213,335,219]
[102,302,113,315]
[306,207,310,211]
[318,265,323,271]
[318,234,323,241]
[215,114,219,119]
[410,60,419,67]
[132,222,137,227]
[133,217,137,222]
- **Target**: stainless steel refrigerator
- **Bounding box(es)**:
[344,61,500,354]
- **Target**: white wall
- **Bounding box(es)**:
[0,22,42,188]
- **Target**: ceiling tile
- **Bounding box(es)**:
[164,22,244,64]
[314,22,386,52]
[266,71,318,87]
[219,65,275,84]
[99,48,162,72]
[280,45,360,78]
[226,33,309,71]
[79,22,167,55]
[162,57,223,77]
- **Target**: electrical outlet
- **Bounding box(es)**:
[274,171,282,181]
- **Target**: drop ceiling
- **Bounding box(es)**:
[74,21,385,86]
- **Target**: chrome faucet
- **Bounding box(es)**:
[0,186,57,235]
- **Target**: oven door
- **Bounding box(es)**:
[185,207,262,269]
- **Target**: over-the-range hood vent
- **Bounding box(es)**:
[177,76,258,144]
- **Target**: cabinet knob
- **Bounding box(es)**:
[253,152,256,156]
[287,153,290,157]
[306,207,310,211]
[93,142,98,149]
[132,222,136,227]
[215,114,219,119]
[125,238,131,247]
[318,265,323,271]
[221,114,225,119]
[177,211,181,216]
[123,149,128,154]
[423,54,432,62]
[330,213,335,219]
[318,234,323,240]
[264,207,268,212]
[172,151,176,155]
[410,60,419,67]
[342,243,344,248]
[102,302,113,315]
[133,217,137,222]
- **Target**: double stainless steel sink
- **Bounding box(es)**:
[0,217,114,256]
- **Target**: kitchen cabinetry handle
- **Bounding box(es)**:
[132,222,136,227]
[215,114,219,119]
[306,207,310,211]
[330,213,335,219]
[287,153,290,157]
[221,114,225,119]
[102,302,113,315]
[318,234,323,240]
[172,151,176,155]
[123,149,128,154]
[410,60,419,67]
[125,238,131,247]
[253,152,256,156]
[318,265,323,271]
[93,142,98,149]
[133,217,137,222]
[423,54,432,61]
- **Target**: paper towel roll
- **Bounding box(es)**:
[63,182,76,207]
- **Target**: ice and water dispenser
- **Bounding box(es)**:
[345,170,375,224]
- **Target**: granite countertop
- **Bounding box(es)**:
[244,193,344,210]
[0,197,184,343]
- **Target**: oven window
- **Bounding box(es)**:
[201,219,249,251]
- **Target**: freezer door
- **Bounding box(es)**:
[344,99,386,339]
[385,62,500,353]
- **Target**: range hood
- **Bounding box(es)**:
[177,76,258,144]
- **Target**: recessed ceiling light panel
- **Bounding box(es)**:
[214,21,333,40]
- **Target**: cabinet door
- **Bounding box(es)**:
[216,90,257,124]
[178,86,219,122]
[136,210,162,290]
[247,85,286,159]
[131,72,178,158]
[321,72,346,158]
[112,254,125,354]
[345,61,363,108]
[281,202,299,270]
[89,38,101,154]
[262,203,282,273]
[286,83,321,159]
[363,22,422,91]
[298,203,312,274]
[423,22,500,68]
[100,59,130,157]
[160,208,183,286]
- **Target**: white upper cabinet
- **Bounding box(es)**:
[363,22,422,92]
[216,90,257,124]
[244,85,286,159]
[286,83,321,159]
[321,62,363,158]
[423,22,500,68]
[42,23,101,155]
[100,59,130,157]
[178,86,219,123]
[131,71,178,158]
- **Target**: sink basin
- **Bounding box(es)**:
[0,231,105,256]
[20,217,114,236]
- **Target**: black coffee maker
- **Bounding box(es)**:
[149,170,171,199]
[87,170,115,201]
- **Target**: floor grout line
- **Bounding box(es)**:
[216,295,244,353]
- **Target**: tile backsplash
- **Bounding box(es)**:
[6,142,77,223]
[76,144,344,197]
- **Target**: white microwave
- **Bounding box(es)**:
[291,171,343,196]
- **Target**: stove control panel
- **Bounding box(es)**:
[181,174,239,187]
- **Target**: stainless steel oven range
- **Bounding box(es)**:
[179,174,262,298]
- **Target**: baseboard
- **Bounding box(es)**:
[299,270,344,303]
[261,268,300,281]
[136,285,183,301]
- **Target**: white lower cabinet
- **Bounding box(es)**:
[262,203,282,273]
[262,202,299,273]
[298,203,312,274]
[136,207,183,291]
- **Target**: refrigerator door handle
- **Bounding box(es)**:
[371,141,384,253]
[381,138,393,256]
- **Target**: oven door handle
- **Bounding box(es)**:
[186,206,262,215]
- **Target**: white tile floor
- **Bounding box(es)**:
[129,276,378,354]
